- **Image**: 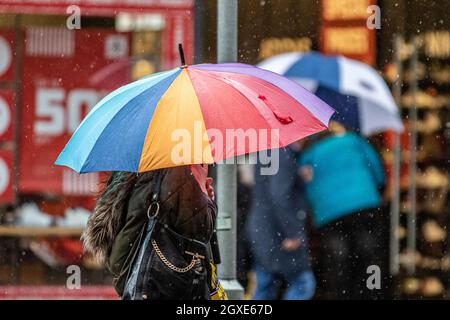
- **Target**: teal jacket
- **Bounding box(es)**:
[298,132,385,228]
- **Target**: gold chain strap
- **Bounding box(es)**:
[151,239,198,273]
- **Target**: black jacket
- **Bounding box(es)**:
[246,147,312,275]
[82,166,217,295]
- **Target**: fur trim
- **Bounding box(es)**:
[81,172,137,264]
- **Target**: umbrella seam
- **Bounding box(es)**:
[79,70,181,173]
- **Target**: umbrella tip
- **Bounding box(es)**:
[178,43,187,68]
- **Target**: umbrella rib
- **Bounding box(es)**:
[79,71,181,173]
[81,69,178,127]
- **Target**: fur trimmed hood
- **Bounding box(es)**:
[81,172,137,264]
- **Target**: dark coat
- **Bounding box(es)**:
[82,166,216,295]
[246,147,311,275]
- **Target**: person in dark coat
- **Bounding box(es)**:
[298,122,387,299]
[246,145,316,300]
[81,164,227,300]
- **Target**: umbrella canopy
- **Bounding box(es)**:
[56,63,334,173]
[258,51,404,135]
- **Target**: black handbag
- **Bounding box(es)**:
[122,170,211,300]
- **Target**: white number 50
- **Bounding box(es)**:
[34,88,99,136]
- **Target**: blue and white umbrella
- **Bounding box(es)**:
[258,52,404,135]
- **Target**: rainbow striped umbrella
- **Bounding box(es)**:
[56,51,334,173]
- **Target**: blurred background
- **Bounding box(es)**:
[0,0,449,299]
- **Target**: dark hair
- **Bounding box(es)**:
[82,171,140,262]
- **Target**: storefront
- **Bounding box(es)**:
[200,0,449,299]
[0,0,194,298]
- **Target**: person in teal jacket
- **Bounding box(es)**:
[298,122,387,299]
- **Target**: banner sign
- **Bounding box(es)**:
[0,89,14,142]
[320,25,375,64]
[0,150,13,204]
[0,0,193,16]
[322,0,373,21]
[19,28,131,195]
[320,0,376,65]
[0,30,15,82]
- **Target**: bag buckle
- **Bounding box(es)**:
[147,202,160,218]
[184,251,205,260]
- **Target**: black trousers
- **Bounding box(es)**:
[317,207,389,300]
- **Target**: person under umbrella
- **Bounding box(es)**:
[259,51,401,299]
[298,121,387,299]
[246,143,316,300]
[55,46,335,300]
